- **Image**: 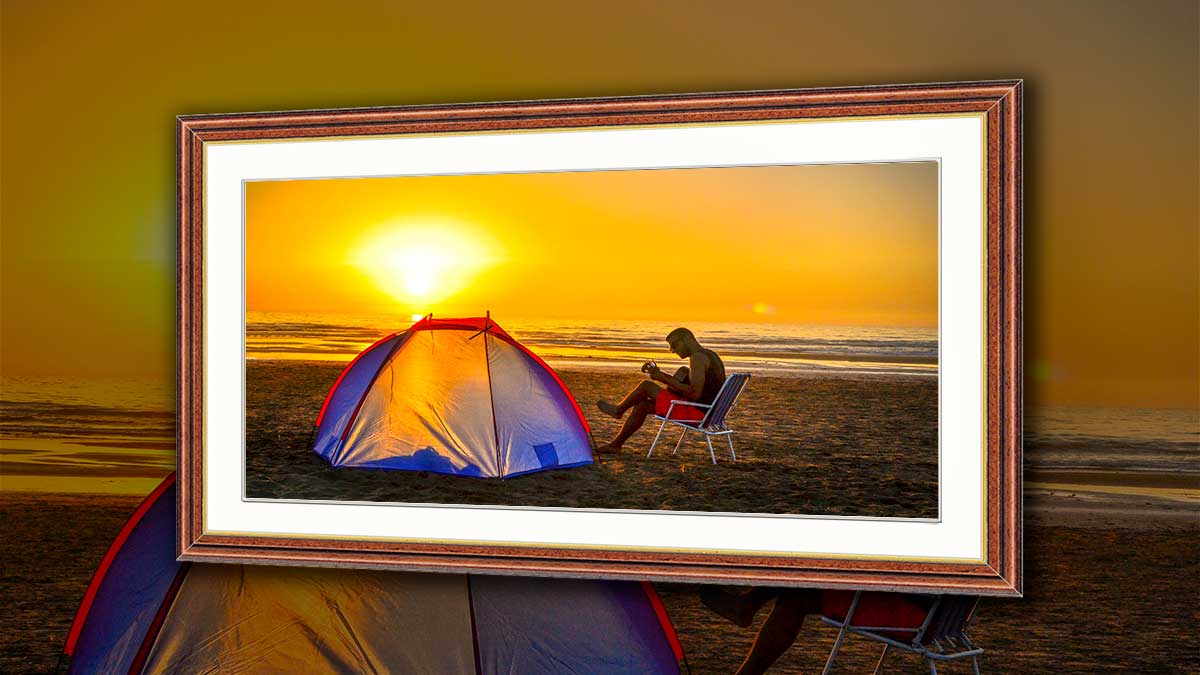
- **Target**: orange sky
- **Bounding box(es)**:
[2,0,1196,410]
[246,163,938,327]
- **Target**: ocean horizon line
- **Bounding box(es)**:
[245,311,941,379]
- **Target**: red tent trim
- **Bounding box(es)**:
[126,562,192,674]
[314,332,400,428]
[64,473,177,655]
[407,315,515,340]
[337,335,410,442]
[640,581,685,663]
[488,331,593,437]
[465,576,484,675]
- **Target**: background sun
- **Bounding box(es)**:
[350,220,501,314]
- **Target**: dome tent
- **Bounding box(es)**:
[312,315,594,477]
[63,474,684,674]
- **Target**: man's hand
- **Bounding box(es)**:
[642,360,660,379]
[652,366,685,392]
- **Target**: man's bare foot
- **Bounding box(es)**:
[595,443,622,455]
[596,400,622,419]
[700,587,755,628]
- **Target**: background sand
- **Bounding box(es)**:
[5,364,1192,673]
[2,491,1195,674]
[246,360,939,517]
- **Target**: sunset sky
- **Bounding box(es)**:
[2,0,1196,411]
[246,163,938,327]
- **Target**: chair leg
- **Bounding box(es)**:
[705,435,717,464]
[647,420,667,458]
[872,644,889,674]
[725,433,736,461]
[972,656,981,675]
[822,625,851,675]
[672,428,688,455]
[928,659,938,675]
[823,591,860,675]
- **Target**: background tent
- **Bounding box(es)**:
[63,474,684,674]
[312,316,593,477]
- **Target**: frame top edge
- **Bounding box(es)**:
[175,79,1024,124]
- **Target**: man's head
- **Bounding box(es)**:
[666,327,700,358]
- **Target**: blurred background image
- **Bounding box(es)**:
[2,1,1196,673]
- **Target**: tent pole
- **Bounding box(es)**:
[587,430,605,464]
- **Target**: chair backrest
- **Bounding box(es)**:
[915,595,979,646]
[701,373,751,428]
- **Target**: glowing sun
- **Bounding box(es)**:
[352,221,498,311]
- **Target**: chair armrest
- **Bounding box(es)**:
[668,400,711,409]
[663,399,712,419]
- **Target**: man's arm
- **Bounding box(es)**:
[681,352,708,400]
[655,372,688,396]
[654,352,709,401]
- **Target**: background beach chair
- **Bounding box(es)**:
[818,590,983,674]
[647,372,751,463]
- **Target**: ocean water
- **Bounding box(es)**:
[2,313,1195,490]
[0,376,175,492]
[246,311,940,377]
[1026,405,1198,474]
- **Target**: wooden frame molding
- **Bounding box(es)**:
[178,81,1022,596]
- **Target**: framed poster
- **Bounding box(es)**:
[178,81,1022,595]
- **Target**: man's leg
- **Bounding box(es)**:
[595,365,691,452]
[734,589,823,675]
[600,398,655,451]
[673,366,690,383]
[596,381,663,452]
[701,586,779,627]
[597,380,661,419]
[598,366,688,417]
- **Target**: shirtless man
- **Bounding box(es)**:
[595,327,726,454]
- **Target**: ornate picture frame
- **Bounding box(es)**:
[178,81,1022,595]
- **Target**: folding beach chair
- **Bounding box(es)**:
[646,373,751,464]
[819,590,983,674]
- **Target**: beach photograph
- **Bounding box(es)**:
[242,163,942,517]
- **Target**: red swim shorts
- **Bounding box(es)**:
[655,390,706,422]
[821,590,933,640]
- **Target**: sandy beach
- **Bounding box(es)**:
[4,362,1194,673]
[655,490,1199,674]
[245,360,940,517]
[2,486,1195,674]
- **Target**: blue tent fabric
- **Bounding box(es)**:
[471,575,681,675]
[484,334,594,476]
[312,317,593,478]
[312,332,406,459]
[67,480,181,675]
[143,564,479,674]
[351,447,486,476]
[66,475,682,674]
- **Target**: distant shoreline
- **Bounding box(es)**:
[1027,468,1200,489]
[243,355,939,379]
[244,312,941,378]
